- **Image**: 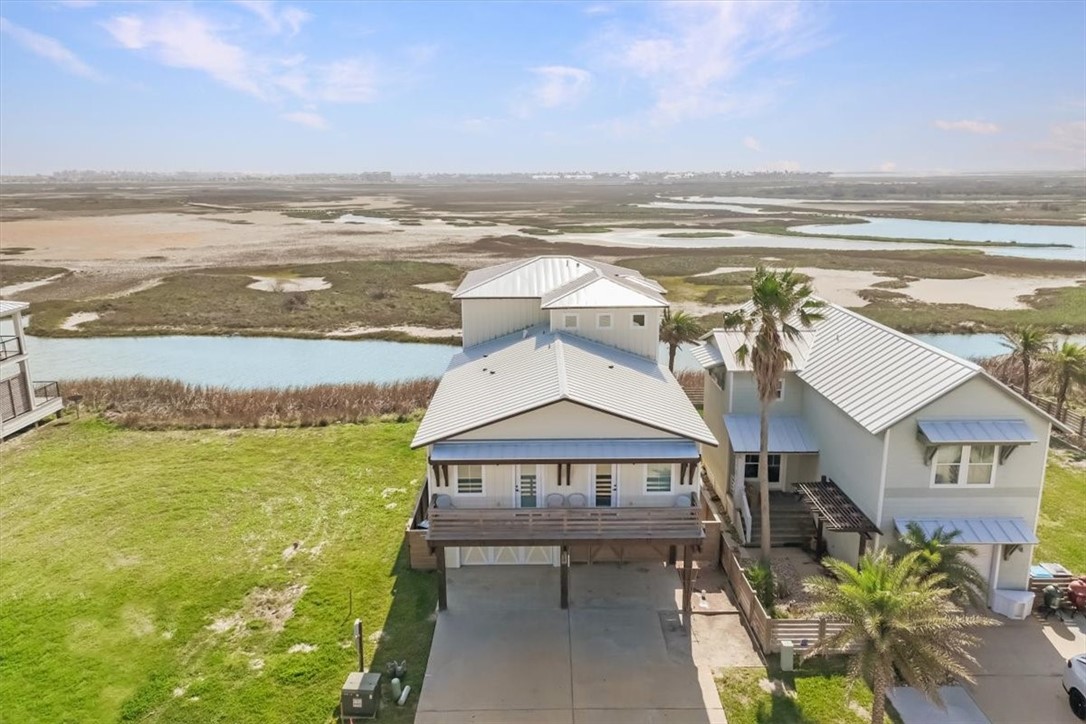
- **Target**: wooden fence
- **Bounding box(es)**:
[1013,386,1086,447]
[677,370,704,406]
[720,543,853,655]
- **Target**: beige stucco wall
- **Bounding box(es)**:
[880,375,1051,590]
[548,307,661,358]
[700,372,731,502]
[461,298,547,348]
[729,371,804,416]
[452,400,680,440]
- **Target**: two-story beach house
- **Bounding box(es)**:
[692,302,1061,616]
[410,256,716,618]
[0,301,62,439]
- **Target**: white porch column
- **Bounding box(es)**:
[988,545,1001,607]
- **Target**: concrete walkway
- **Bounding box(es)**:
[967,615,1086,724]
[416,564,752,723]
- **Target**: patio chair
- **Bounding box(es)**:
[673,493,693,507]
[545,493,566,508]
[567,493,587,507]
[433,494,455,510]
[1038,584,1066,621]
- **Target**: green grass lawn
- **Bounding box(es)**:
[0,418,435,723]
[1035,454,1086,572]
[716,658,900,724]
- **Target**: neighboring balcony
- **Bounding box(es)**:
[1,377,63,437]
[0,336,23,361]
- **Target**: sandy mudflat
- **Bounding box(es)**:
[60,312,100,331]
[0,273,66,297]
[248,276,331,292]
[327,324,461,338]
[414,281,459,294]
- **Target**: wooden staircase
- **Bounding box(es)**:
[743,491,815,548]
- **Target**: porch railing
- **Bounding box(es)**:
[0,336,22,361]
[33,381,61,400]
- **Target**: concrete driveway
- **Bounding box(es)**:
[968,615,1086,724]
[416,563,755,724]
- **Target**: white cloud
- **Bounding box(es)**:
[933,119,1000,134]
[531,66,592,108]
[0,17,103,80]
[878,161,897,172]
[743,136,761,151]
[1033,121,1086,157]
[316,59,378,103]
[234,1,310,37]
[583,3,615,15]
[104,10,264,97]
[605,1,823,123]
[282,110,327,129]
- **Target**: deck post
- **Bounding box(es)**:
[560,546,569,609]
[682,545,693,630]
[668,545,677,566]
[857,533,868,559]
[435,546,448,611]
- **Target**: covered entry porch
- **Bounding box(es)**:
[426,505,706,626]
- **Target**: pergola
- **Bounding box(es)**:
[426,506,705,627]
[794,477,880,559]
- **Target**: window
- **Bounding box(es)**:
[710,366,727,390]
[597,313,613,329]
[456,464,483,495]
[646,463,673,493]
[562,313,578,329]
[595,464,614,507]
[931,445,997,487]
[631,313,646,328]
[774,378,784,400]
[744,454,781,483]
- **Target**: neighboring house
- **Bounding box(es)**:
[0,301,62,438]
[693,301,1061,614]
[410,256,716,615]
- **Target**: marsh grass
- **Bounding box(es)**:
[0,263,68,285]
[63,376,438,429]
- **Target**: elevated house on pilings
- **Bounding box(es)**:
[406,256,717,627]
[0,301,62,439]
[693,301,1067,615]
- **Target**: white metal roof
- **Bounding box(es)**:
[429,439,700,462]
[0,300,29,317]
[917,419,1037,445]
[695,329,815,371]
[894,516,1038,545]
[541,276,667,309]
[454,256,665,303]
[411,327,716,447]
[723,415,819,453]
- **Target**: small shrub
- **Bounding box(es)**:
[281,292,309,312]
[746,561,776,614]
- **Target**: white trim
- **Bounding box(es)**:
[631,313,647,329]
[873,430,891,550]
[643,462,675,495]
[454,463,486,496]
[597,313,613,329]
[1032,423,1053,537]
[562,313,579,330]
[774,378,785,400]
[743,453,784,491]
[928,444,998,488]
[592,463,618,507]
[727,370,734,412]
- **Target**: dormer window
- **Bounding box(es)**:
[562,313,578,329]
[597,313,613,329]
[632,313,646,328]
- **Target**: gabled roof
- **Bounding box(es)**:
[412,327,715,447]
[541,275,666,309]
[453,256,665,307]
[692,301,1063,435]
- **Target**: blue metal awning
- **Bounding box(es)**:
[894,516,1038,545]
[429,438,700,463]
[724,415,819,454]
[917,419,1036,445]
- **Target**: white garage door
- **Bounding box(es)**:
[459,545,556,565]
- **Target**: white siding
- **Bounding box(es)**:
[452,400,679,440]
[729,371,804,416]
[548,307,660,358]
[881,376,1050,590]
[803,384,885,565]
[461,298,546,348]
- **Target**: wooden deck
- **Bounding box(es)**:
[426,506,705,547]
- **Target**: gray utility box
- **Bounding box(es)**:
[341,672,382,721]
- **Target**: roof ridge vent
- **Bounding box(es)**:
[554,338,569,398]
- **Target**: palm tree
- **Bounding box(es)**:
[1044,341,1086,420]
[891,522,987,608]
[1000,326,1050,400]
[721,267,823,561]
[659,310,704,373]
[804,551,996,724]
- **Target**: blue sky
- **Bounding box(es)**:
[1,1,1084,174]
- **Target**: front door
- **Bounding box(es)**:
[744,454,785,491]
[515,464,540,508]
[594,463,617,507]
